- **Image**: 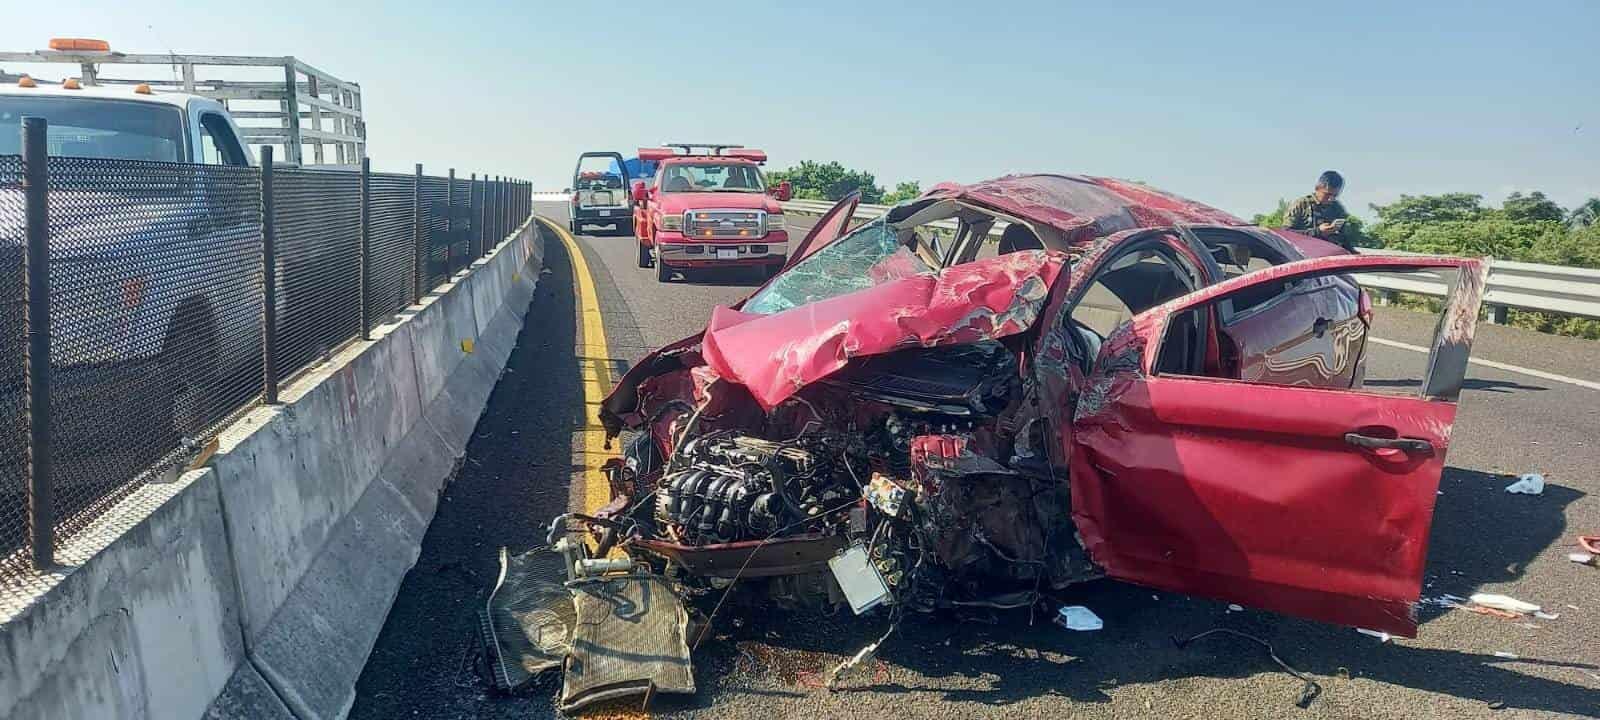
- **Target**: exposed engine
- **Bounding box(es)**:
[603,341,1092,617]
[655,433,857,544]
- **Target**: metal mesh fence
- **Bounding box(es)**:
[1,145,531,576]
[367,172,416,327]
[40,158,262,551]
[419,176,449,290]
[273,168,361,381]
[0,156,25,565]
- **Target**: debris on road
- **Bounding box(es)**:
[1055,605,1104,631]
[1504,473,1546,495]
[1357,628,1395,642]
[1470,593,1542,615]
[1227,604,1245,613]
[1173,628,1321,708]
[1492,651,1519,660]
[1570,552,1596,566]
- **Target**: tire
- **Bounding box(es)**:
[161,302,221,442]
[764,262,784,280]
[637,243,652,269]
[656,259,673,283]
[618,219,634,237]
[568,218,577,235]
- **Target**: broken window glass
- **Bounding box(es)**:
[744,217,934,315]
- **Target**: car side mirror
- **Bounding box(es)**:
[632,180,647,204]
[771,181,792,202]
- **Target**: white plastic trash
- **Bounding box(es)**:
[1356,628,1393,642]
[1470,593,1541,615]
[1569,553,1596,566]
[1055,606,1103,631]
[1504,473,1545,495]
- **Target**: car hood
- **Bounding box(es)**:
[699,250,1067,409]
[924,174,1245,245]
[0,187,198,258]
[652,191,777,215]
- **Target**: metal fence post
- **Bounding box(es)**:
[412,163,423,302]
[260,146,280,405]
[359,156,372,340]
[470,172,480,259]
[21,117,54,570]
[445,168,455,276]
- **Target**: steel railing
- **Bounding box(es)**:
[779,199,1600,321]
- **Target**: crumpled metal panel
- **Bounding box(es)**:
[924,174,1245,245]
[698,250,1066,409]
[561,575,695,712]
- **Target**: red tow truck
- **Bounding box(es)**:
[630,144,792,282]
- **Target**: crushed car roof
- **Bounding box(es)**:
[924,174,1245,244]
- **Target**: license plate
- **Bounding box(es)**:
[716,249,738,260]
[598,210,610,217]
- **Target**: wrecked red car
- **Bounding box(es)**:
[488,174,1489,709]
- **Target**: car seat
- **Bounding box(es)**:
[665,175,693,192]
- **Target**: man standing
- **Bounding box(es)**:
[1284,170,1354,251]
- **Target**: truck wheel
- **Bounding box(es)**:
[161,302,222,442]
[656,259,673,283]
[637,243,652,269]
[568,219,577,235]
[618,219,634,237]
[764,262,784,280]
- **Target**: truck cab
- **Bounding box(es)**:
[630,144,792,283]
[0,81,254,167]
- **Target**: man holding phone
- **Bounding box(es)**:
[1283,170,1354,251]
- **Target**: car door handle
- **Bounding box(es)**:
[1344,433,1434,457]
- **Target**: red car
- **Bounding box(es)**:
[528,175,1487,706]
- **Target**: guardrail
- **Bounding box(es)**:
[780,199,1600,322]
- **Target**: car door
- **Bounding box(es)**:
[1069,254,1489,637]
[782,191,860,269]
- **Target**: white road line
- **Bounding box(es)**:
[1369,336,1600,391]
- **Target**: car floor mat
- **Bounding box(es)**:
[560,574,695,711]
[480,546,576,692]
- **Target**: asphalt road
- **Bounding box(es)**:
[352,203,1600,719]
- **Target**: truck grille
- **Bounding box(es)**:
[684,209,766,239]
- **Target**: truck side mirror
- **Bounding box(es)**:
[772,181,792,202]
[632,180,648,204]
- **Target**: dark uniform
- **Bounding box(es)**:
[1283,194,1352,251]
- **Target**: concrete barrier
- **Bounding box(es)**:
[0,221,545,720]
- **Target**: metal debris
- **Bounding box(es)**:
[1172,628,1322,708]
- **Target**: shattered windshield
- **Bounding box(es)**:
[744,217,934,315]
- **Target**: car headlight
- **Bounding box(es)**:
[766,213,785,233]
[659,214,683,231]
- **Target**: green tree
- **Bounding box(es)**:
[1502,191,1566,224]
[882,181,922,204]
[1567,198,1600,229]
[765,161,884,203]
[1251,199,1289,228]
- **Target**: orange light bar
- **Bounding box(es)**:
[49,38,111,52]
[17,75,36,88]
[62,78,82,90]
[133,83,152,95]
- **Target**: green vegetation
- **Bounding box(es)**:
[1258,190,1600,339]
[766,161,885,203]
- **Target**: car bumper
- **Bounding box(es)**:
[573,208,630,222]
[655,231,788,266]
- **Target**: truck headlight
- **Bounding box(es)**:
[766,213,785,233]
[659,214,683,232]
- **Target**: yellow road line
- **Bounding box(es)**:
[536,216,616,516]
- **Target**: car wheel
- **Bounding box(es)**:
[637,243,652,268]
[161,302,221,443]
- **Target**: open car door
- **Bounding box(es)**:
[782,191,861,270]
[1069,254,1489,637]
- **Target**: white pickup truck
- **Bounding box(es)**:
[1,42,359,470]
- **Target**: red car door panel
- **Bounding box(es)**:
[1070,255,1489,637]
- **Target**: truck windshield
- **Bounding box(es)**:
[743,217,934,315]
[661,163,765,193]
[0,96,185,162]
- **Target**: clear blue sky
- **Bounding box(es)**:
[4,0,1596,219]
